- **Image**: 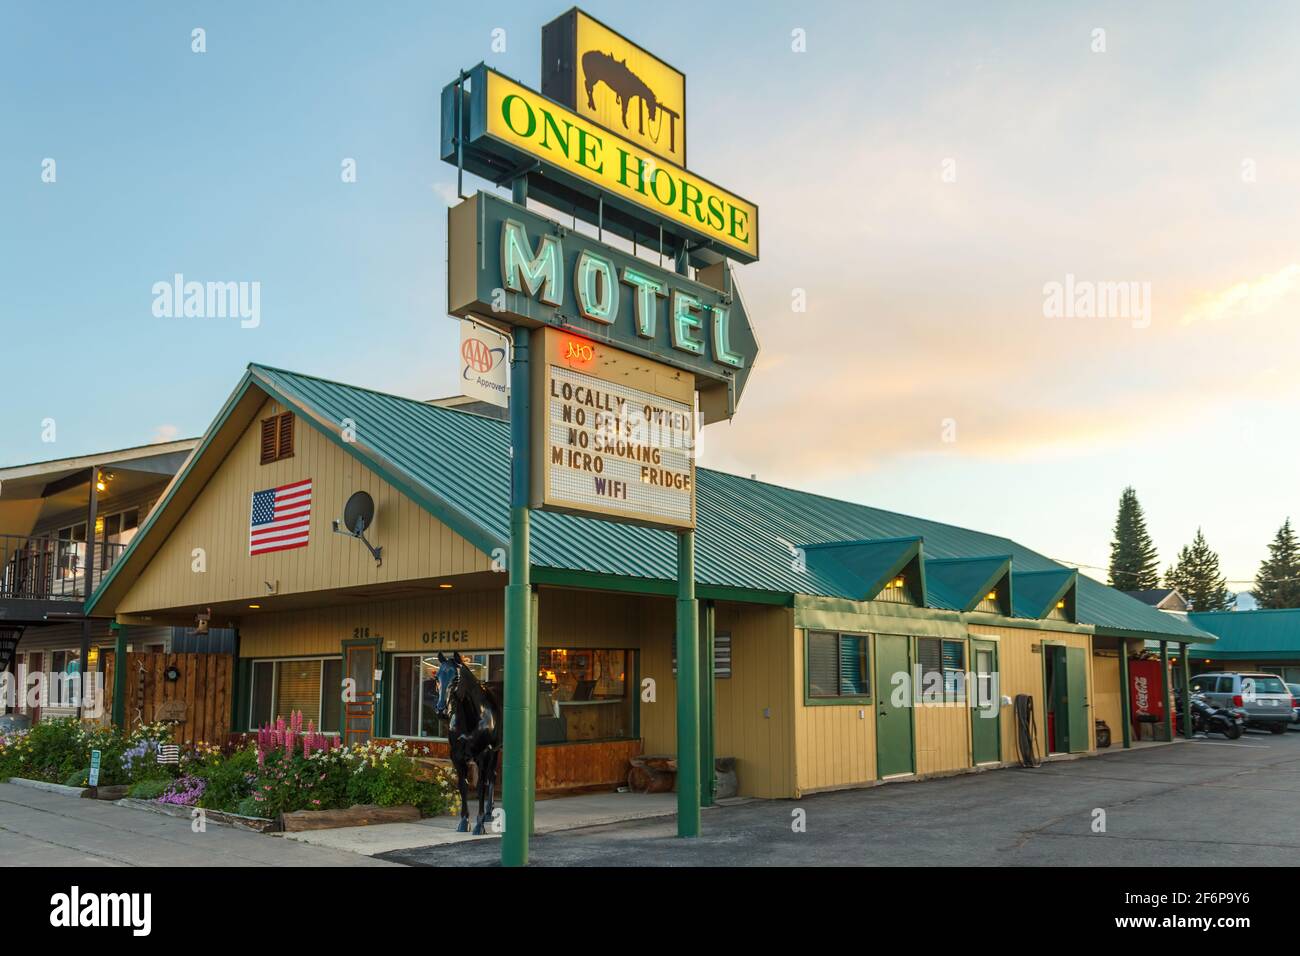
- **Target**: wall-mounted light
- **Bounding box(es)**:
[1056,600,1066,609]
[248,604,261,609]
[986,591,998,601]
[890,576,905,589]
[438,583,454,590]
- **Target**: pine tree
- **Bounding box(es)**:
[1165,528,1234,611]
[1252,518,1300,609]
[1108,487,1161,591]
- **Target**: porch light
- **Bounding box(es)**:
[890,576,905,589]
[247,604,260,609]
[987,591,997,601]
[96,479,107,492]
[1056,600,1066,609]
[438,583,454,589]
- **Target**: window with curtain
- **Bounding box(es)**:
[248,658,341,732]
[807,631,869,699]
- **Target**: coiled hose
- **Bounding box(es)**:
[1015,694,1041,768]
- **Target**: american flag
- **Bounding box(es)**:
[249,478,312,555]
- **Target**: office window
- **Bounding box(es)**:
[248,657,341,732]
[807,631,869,699]
[259,412,295,464]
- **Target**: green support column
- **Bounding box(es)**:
[527,585,539,836]
[1118,641,1131,749]
[502,312,535,867]
[1159,640,1172,742]
[1180,647,1192,739]
[675,530,700,837]
[110,623,127,729]
[699,601,716,807]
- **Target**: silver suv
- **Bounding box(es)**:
[1189,672,1294,734]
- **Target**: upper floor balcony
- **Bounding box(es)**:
[0,534,128,604]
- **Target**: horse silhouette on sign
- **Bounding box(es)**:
[581,49,679,153]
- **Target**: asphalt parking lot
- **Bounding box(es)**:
[382,730,1300,866]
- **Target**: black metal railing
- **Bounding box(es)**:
[0,535,127,603]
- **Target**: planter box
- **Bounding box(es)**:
[81,784,131,801]
[279,804,422,832]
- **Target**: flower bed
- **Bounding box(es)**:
[1,712,458,825]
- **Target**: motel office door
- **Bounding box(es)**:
[342,638,380,744]
[875,635,914,777]
[970,640,1000,764]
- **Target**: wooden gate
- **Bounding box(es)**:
[103,652,233,745]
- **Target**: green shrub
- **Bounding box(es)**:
[63,767,90,788]
[194,745,259,812]
[234,795,268,819]
[127,777,172,800]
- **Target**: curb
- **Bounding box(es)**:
[6,777,87,796]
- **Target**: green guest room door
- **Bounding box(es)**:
[875,635,914,777]
[1048,644,1089,753]
[971,640,1000,764]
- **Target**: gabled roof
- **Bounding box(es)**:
[925,555,1012,613]
[1124,588,1188,611]
[801,537,923,603]
[1185,608,1300,659]
[88,364,1216,644]
[1012,568,1077,620]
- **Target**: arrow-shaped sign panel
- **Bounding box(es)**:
[448,191,758,424]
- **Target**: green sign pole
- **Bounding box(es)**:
[502,176,536,868]
[699,600,716,808]
[673,244,701,836]
[675,529,700,837]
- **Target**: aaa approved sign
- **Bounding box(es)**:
[459,319,510,408]
[531,327,695,530]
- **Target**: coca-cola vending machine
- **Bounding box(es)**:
[1129,657,1165,740]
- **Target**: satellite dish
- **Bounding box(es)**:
[343,491,375,535]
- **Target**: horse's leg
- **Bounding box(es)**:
[483,750,499,830]
[454,759,471,833]
[471,754,487,835]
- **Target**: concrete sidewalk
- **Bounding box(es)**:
[0,782,398,867]
[281,791,688,855]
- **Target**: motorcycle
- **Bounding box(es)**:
[1176,692,1245,739]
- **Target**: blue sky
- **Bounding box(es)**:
[4,1,1299,590]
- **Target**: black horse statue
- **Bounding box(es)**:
[433,652,502,835]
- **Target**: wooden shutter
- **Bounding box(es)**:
[259,418,278,464]
[277,413,294,459]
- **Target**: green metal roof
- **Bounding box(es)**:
[924,555,1012,613]
[1012,568,1077,619]
[1185,609,1300,660]
[803,537,923,603]
[91,363,1216,645]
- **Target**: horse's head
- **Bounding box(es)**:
[433,652,464,720]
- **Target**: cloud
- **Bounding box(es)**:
[152,424,180,443]
[1180,263,1300,325]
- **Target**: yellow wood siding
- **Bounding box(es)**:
[913,699,972,776]
[118,397,491,614]
[968,623,1095,759]
[793,628,877,794]
[1092,650,1123,744]
[713,603,795,799]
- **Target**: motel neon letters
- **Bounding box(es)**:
[499,218,745,369]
